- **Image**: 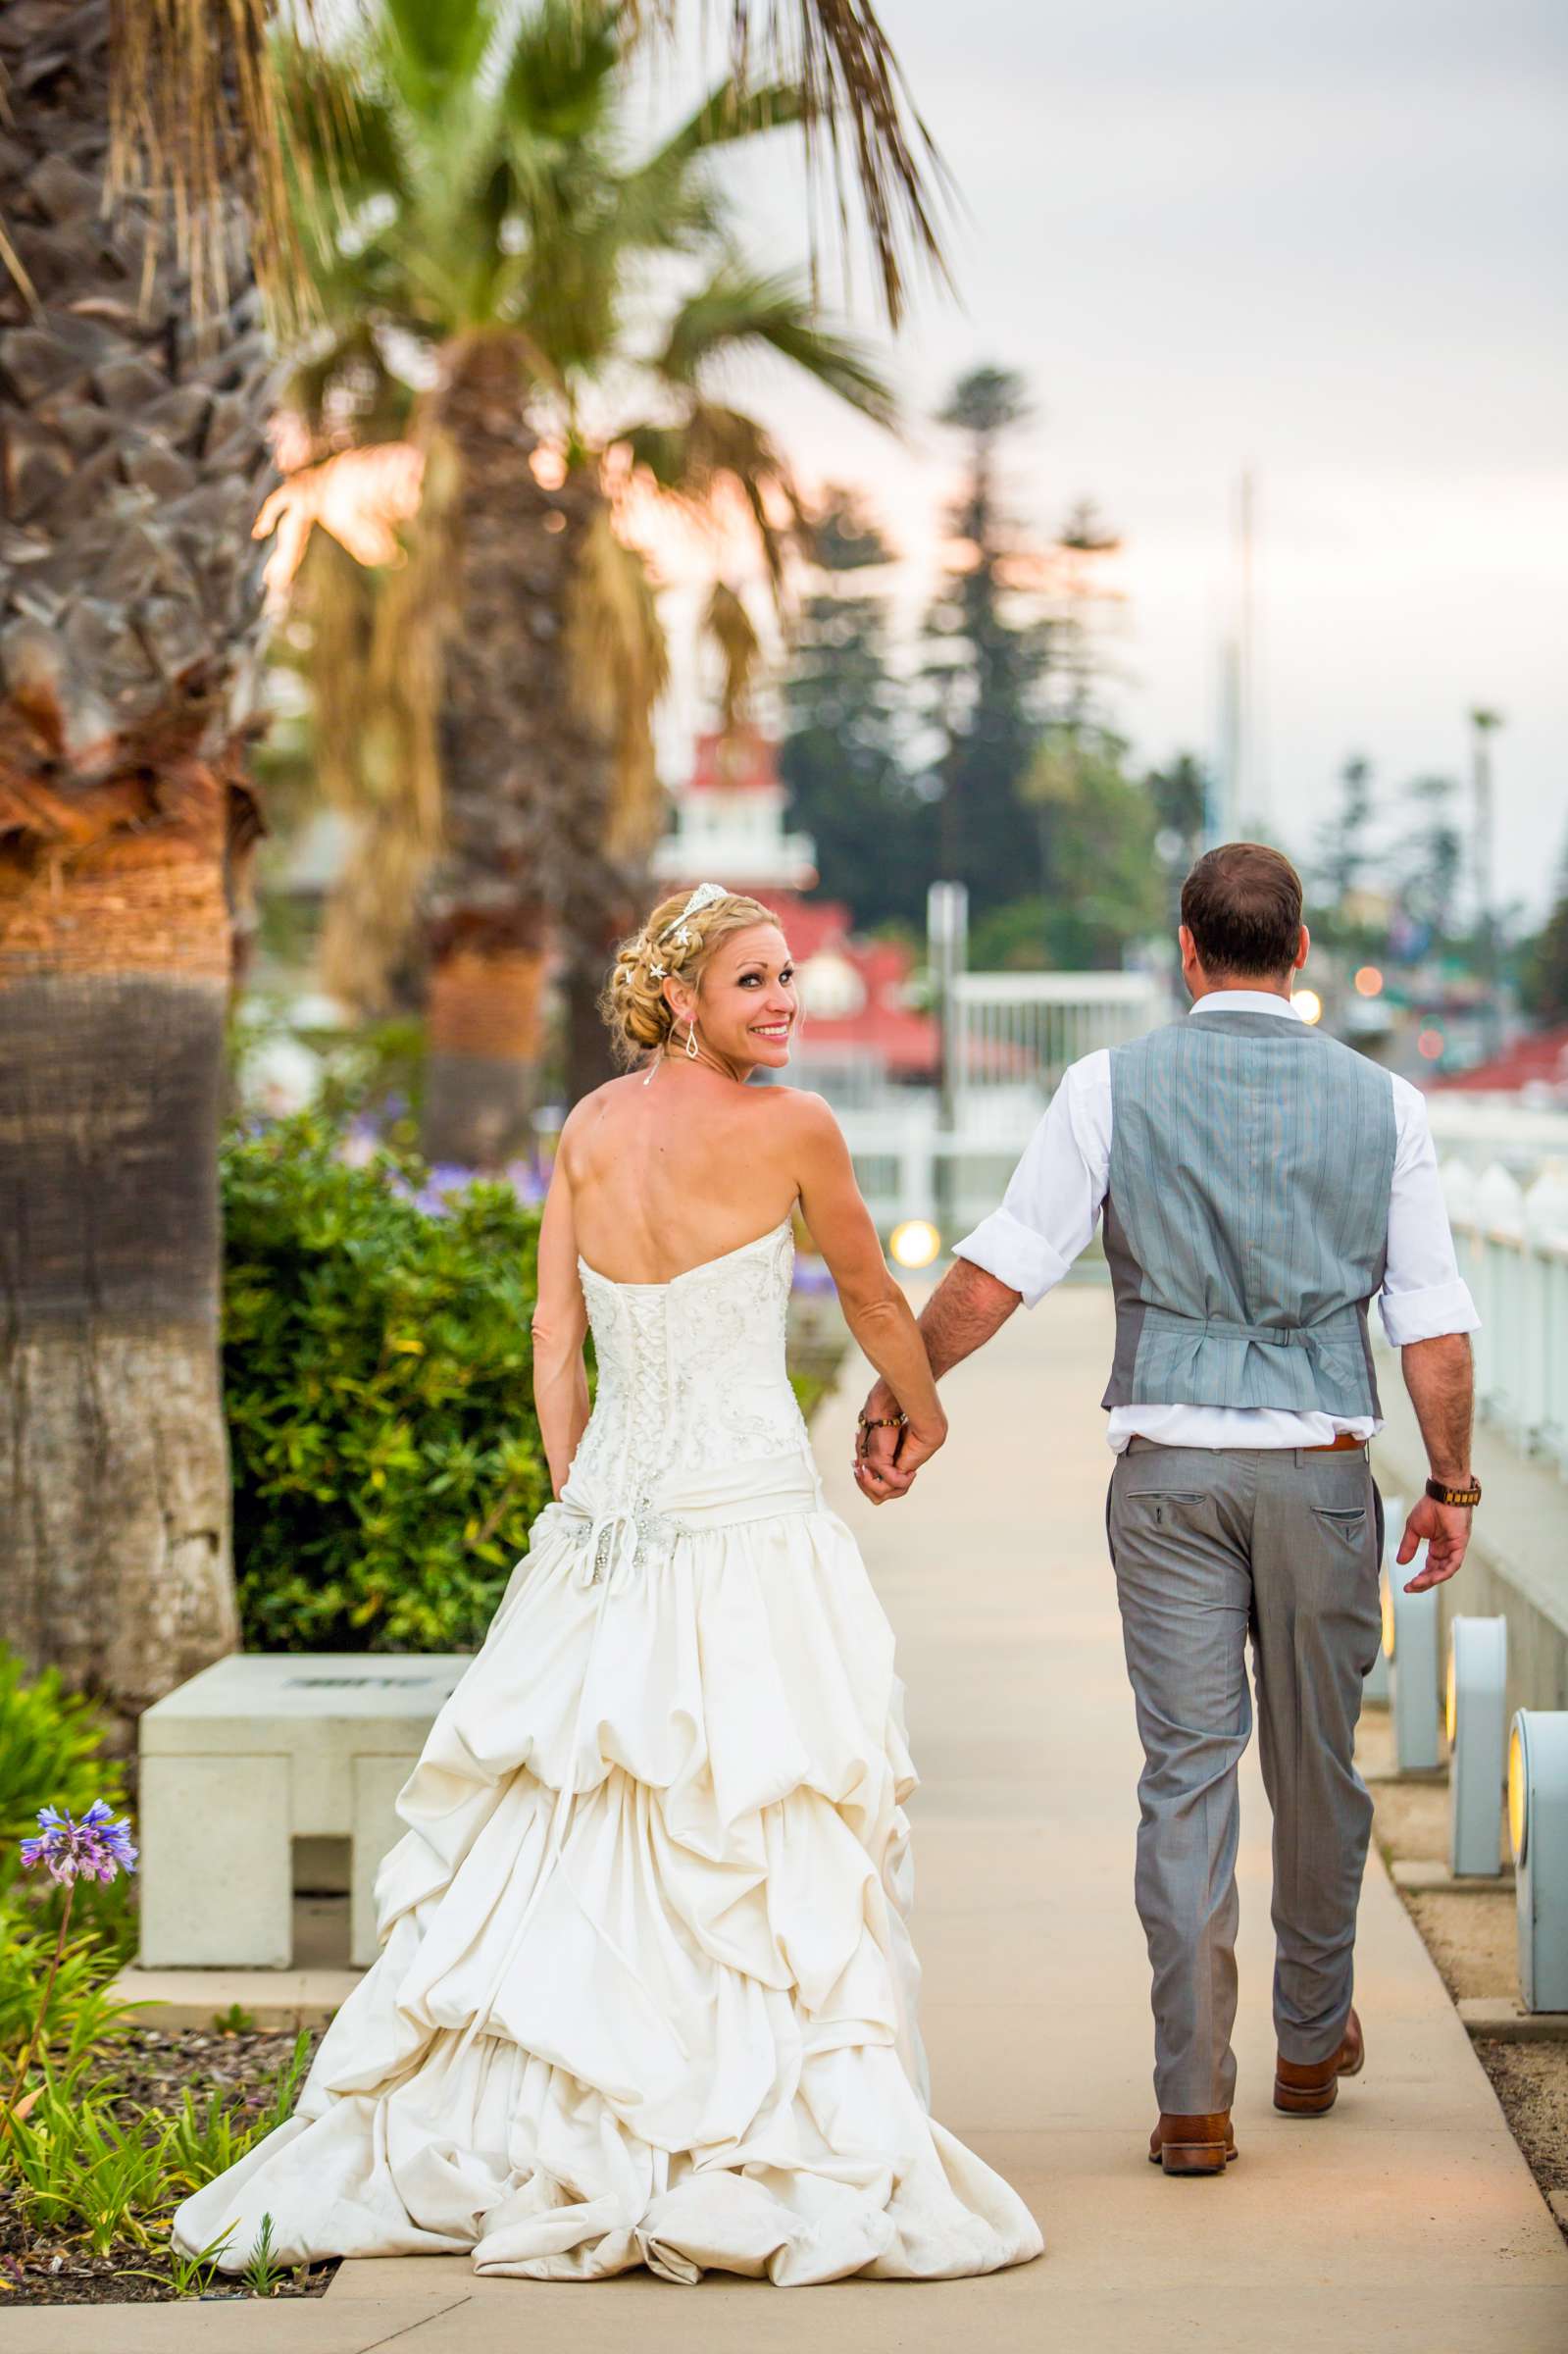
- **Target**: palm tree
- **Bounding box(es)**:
[274,0,898,1150]
[0,0,940,1712]
[0,0,273,1729]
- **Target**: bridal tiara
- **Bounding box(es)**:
[614,882,733,987]
[659,881,729,941]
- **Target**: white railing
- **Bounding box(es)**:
[1427,1099,1568,1176]
[1442,1160,1568,1477]
[836,1114,1043,1236]
[953,972,1167,1117]
[829,970,1169,1237]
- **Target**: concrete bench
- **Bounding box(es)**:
[138,1653,470,1970]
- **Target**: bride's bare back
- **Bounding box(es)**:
[564,1063,801,1284]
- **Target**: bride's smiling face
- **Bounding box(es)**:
[675,923,797,1071]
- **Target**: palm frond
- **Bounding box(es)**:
[108,0,344,333]
[620,402,804,594]
[620,0,957,329]
[605,77,804,262]
[277,41,408,230]
[299,436,459,1016]
[702,581,762,735]
[380,0,499,113]
[496,0,622,143]
[632,76,807,179]
[656,265,900,434]
[564,502,671,860]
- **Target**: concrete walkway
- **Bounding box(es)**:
[15,1287,1568,2350]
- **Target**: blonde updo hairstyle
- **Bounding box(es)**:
[600,889,781,1069]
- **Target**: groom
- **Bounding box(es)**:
[856,843,1481,2175]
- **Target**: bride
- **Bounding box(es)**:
[172,884,1042,2286]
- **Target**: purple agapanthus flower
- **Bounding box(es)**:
[791,1258,838,1297]
[501,1158,550,1207]
[425,1161,475,1202]
[19,1801,137,1886]
[336,1116,382,1169]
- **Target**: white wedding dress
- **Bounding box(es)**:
[173,1219,1041,2285]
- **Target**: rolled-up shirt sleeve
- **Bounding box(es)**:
[1378,1079,1481,1346]
[952,1050,1111,1307]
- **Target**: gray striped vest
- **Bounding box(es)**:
[1101,1008,1396,1418]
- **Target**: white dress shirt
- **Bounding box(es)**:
[953,989,1481,1454]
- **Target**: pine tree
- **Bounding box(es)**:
[1397,774,1464,956]
[1522,830,1568,1021]
[778,487,936,928]
[920,367,1052,916]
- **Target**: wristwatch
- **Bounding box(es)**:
[1426,1475,1482,1508]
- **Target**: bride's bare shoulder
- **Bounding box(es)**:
[555,1074,642,1163]
[750,1086,842,1147]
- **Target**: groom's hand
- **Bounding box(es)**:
[1396,1493,1472,1590]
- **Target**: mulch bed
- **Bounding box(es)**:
[1,2024,340,2306]
[1473,2041,1568,2213]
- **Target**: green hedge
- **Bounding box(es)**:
[222,1117,553,1654]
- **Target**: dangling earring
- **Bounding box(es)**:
[684,1019,700,1060]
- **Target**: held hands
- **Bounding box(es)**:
[853,1380,946,1506]
[1396,1493,1473,1591]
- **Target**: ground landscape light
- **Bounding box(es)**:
[888,1219,941,1272]
[1509,1720,1527,1863]
[1447,1616,1508,1878]
[1294,988,1323,1026]
[1509,1711,1568,2013]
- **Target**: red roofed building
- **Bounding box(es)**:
[1431,1025,1568,1104]
[653,730,938,1088]
[651,726,817,896]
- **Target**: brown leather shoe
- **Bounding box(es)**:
[1274,2007,1365,2116]
[1147,2112,1238,2175]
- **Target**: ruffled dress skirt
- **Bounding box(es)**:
[171,1455,1042,2284]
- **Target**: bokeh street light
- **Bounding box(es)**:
[888,1219,941,1271]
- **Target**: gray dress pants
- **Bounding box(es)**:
[1106,1439,1384,2117]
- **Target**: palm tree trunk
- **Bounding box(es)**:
[0,0,273,1722]
[0,726,244,1736]
[425,942,548,1168]
[420,334,612,1160]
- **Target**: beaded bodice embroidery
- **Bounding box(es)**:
[568,1220,809,1562]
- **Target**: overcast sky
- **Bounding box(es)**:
[633,0,1567,921]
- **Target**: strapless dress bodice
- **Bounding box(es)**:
[558,1219,813,1584]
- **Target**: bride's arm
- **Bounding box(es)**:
[531,1150,591,1497]
[788,1096,947,1474]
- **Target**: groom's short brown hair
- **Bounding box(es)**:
[1181,843,1303,979]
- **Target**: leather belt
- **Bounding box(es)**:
[1303,1431,1367,1454]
